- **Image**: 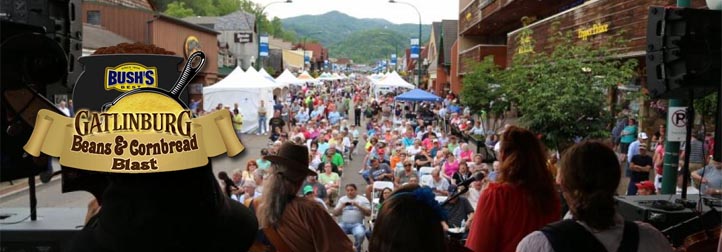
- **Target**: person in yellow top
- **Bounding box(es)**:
[233,108,243,139]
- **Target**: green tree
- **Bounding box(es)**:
[264,66,277,77]
[694,92,719,126]
[460,56,509,134]
[236,0,295,42]
[164,1,195,18]
[216,0,240,16]
[503,23,638,150]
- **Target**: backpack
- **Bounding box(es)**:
[540,219,639,252]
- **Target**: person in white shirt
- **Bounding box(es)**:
[406,139,423,156]
[333,184,371,252]
[466,181,483,211]
[58,100,70,116]
[517,141,673,252]
[233,180,261,203]
[424,167,449,196]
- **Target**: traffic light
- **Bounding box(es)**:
[646,7,721,99]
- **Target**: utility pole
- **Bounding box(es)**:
[661,0,690,194]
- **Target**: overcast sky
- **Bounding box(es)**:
[252,0,460,25]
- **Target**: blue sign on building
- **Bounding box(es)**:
[410,38,419,59]
[260,35,269,57]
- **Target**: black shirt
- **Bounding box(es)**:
[443,197,474,228]
[414,153,431,169]
[631,154,653,182]
[452,172,472,186]
[269,117,285,133]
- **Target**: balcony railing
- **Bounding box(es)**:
[476,0,580,36]
[459,0,481,35]
[459,44,507,74]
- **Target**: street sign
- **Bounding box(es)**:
[259,35,269,57]
[410,38,419,59]
[391,54,397,65]
[667,106,688,142]
[234,32,253,43]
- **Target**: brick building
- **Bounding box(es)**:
[82,0,219,102]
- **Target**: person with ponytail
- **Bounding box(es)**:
[465,126,560,252]
[517,141,673,252]
[253,142,353,252]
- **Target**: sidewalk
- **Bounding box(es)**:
[0,158,61,198]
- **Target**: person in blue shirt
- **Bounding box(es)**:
[627,132,648,165]
[310,108,322,121]
[367,127,377,138]
[619,118,638,155]
[255,148,272,170]
[328,111,341,125]
[295,108,309,124]
[487,161,500,182]
[402,133,415,147]
[448,100,461,114]
[273,100,283,113]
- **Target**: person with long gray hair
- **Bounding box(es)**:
[252,142,353,252]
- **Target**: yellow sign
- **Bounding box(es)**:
[577,23,610,41]
[24,92,243,174]
[517,35,534,54]
[104,63,158,92]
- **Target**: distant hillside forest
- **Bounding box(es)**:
[153,1,431,64]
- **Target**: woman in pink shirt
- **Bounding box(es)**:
[423,134,437,150]
[442,153,460,180]
[458,143,474,163]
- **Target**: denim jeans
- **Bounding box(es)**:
[257,116,266,134]
[339,222,365,252]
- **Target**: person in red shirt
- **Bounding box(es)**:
[465,126,560,252]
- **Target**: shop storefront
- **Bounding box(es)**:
[505,0,707,130]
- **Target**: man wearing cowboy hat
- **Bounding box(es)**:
[254,142,353,252]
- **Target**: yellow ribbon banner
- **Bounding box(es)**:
[24,109,243,173]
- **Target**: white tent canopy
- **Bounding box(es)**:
[297,71,320,84]
[203,66,275,133]
[245,67,285,88]
[374,71,414,89]
[316,72,334,81]
[276,69,304,85]
[258,68,276,82]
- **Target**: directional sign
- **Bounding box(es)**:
[667,106,687,142]
[234,32,253,43]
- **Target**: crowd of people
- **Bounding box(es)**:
[202,75,717,251]
[611,113,720,197]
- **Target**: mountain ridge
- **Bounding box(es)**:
[282,10,431,64]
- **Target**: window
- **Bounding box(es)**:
[87,11,101,25]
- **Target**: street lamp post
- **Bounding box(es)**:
[389,0,422,87]
[255,0,292,69]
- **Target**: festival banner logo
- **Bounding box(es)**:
[23,51,243,173]
[104,62,158,92]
